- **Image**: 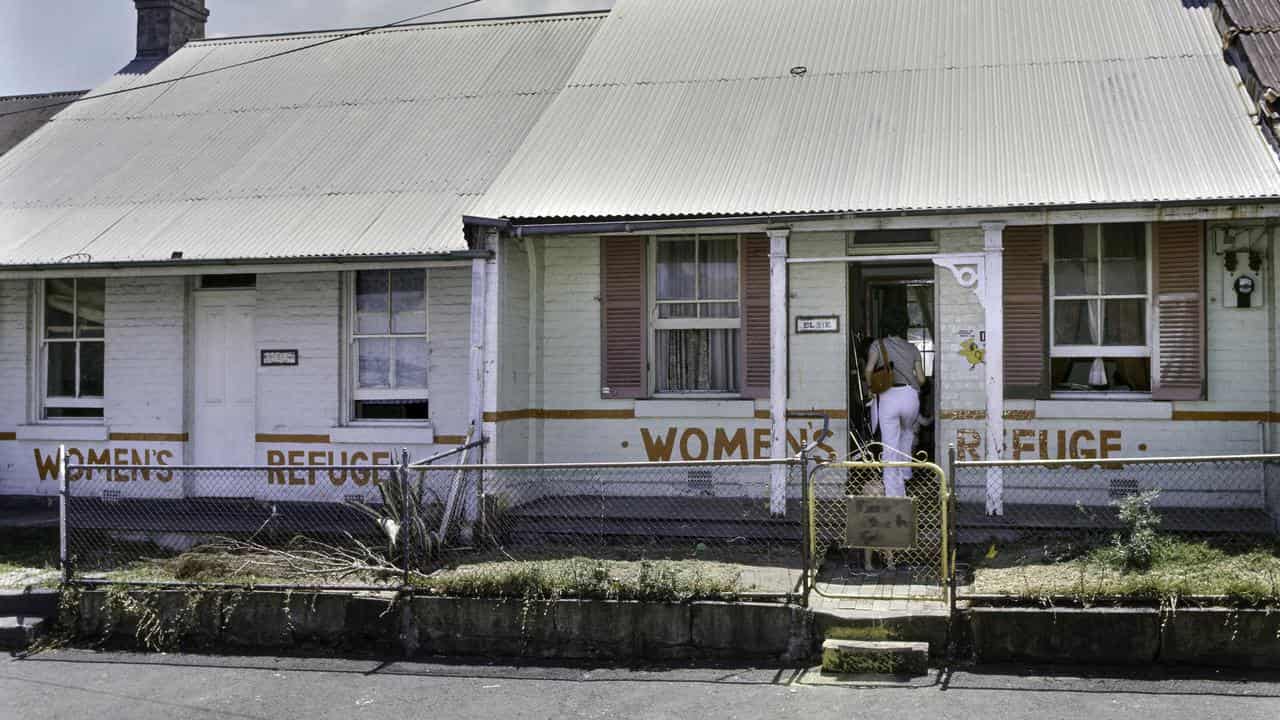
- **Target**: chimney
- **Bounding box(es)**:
[134,0,210,61]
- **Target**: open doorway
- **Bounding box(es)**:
[847,263,938,463]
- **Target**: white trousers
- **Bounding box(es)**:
[877,385,920,497]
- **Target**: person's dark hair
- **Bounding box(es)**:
[880,303,910,339]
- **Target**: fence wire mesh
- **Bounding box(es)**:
[952,453,1280,598]
[61,456,809,601]
[807,460,949,601]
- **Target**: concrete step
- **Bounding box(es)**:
[0,589,60,617]
[0,615,48,651]
[820,639,929,676]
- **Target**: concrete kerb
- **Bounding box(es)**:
[49,588,1280,668]
[66,588,813,663]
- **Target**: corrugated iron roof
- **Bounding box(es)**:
[1220,0,1280,30]
[0,91,87,157]
[0,13,604,266]
[478,0,1280,221]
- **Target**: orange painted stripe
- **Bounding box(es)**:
[255,433,331,444]
[433,434,467,445]
[1172,410,1279,423]
[108,432,188,442]
[0,432,15,441]
[484,409,636,422]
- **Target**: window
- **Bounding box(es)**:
[349,270,428,421]
[650,235,740,394]
[42,278,105,419]
[1049,224,1151,394]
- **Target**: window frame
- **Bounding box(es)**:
[37,278,106,423]
[343,269,431,424]
[1048,223,1153,398]
[646,234,744,398]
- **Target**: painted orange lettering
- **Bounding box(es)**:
[753,428,771,459]
[1069,430,1096,459]
[640,428,678,462]
[712,428,748,460]
[680,428,708,461]
[955,429,981,461]
[1011,429,1036,460]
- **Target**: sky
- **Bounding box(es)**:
[0,0,611,97]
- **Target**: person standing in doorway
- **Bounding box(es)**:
[864,308,926,497]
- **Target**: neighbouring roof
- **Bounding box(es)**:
[479,0,1280,221]
[1219,0,1280,120]
[0,91,86,157]
[0,13,604,267]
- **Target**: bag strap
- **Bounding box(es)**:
[877,339,891,371]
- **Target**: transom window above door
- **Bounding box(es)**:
[349,269,428,421]
[651,235,741,394]
[1050,223,1151,394]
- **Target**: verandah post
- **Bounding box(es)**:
[767,227,790,516]
[981,222,1006,515]
[58,444,69,584]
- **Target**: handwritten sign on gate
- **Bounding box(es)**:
[845,496,917,549]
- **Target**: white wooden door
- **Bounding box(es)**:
[193,291,256,470]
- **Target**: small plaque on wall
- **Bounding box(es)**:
[795,315,840,334]
[261,349,299,367]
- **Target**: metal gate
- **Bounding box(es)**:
[807,459,952,601]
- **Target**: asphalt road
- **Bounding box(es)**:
[3,651,1279,720]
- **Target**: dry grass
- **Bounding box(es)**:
[972,539,1280,604]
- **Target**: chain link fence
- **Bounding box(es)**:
[951,452,1280,597]
[57,449,810,601]
[807,460,950,601]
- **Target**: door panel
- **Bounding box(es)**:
[194,292,256,473]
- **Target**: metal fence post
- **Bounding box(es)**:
[400,447,410,588]
[58,444,69,585]
[797,454,810,607]
[946,444,958,611]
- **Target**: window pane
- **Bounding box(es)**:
[701,301,739,319]
[45,279,75,339]
[46,342,76,397]
[79,342,104,397]
[655,328,739,393]
[1053,226,1097,295]
[1103,299,1145,345]
[1054,299,1099,345]
[393,337,428,389]
[1052,357,1151,392]
[1102,224,1146,295]
[354,400,429,421]
[390,270,427,334]
[76,279,105,338]
[657,303,698,319]
[656,238,696,301]
[698,235,738,300]
[355,271,390,335]
[356,338,391,389]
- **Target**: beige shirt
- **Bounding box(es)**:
[866,336,923,390]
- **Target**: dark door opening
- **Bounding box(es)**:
[848,264,938,463]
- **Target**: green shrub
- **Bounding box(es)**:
[1112,490,1162,572]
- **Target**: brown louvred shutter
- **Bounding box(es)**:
[1151,221,1206,401]
[740,234,772,398]
[1003,226,1049,399]
[600,237,647,399]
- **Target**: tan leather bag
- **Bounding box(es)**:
[869,339,895,395]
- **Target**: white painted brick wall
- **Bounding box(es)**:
[104,276,185,433]
[254,273,341,434]
[427,266,472,439]
[0,280,28,429]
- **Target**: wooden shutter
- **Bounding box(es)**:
[1151,221,1206,401]
[740,235,772,398]
[1003,226,1049,399]
[599,237,647,399]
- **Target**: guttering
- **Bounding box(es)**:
[498,196,1280,236]
[0,249,493,275]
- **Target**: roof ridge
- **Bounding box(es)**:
[190,9,610,47]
